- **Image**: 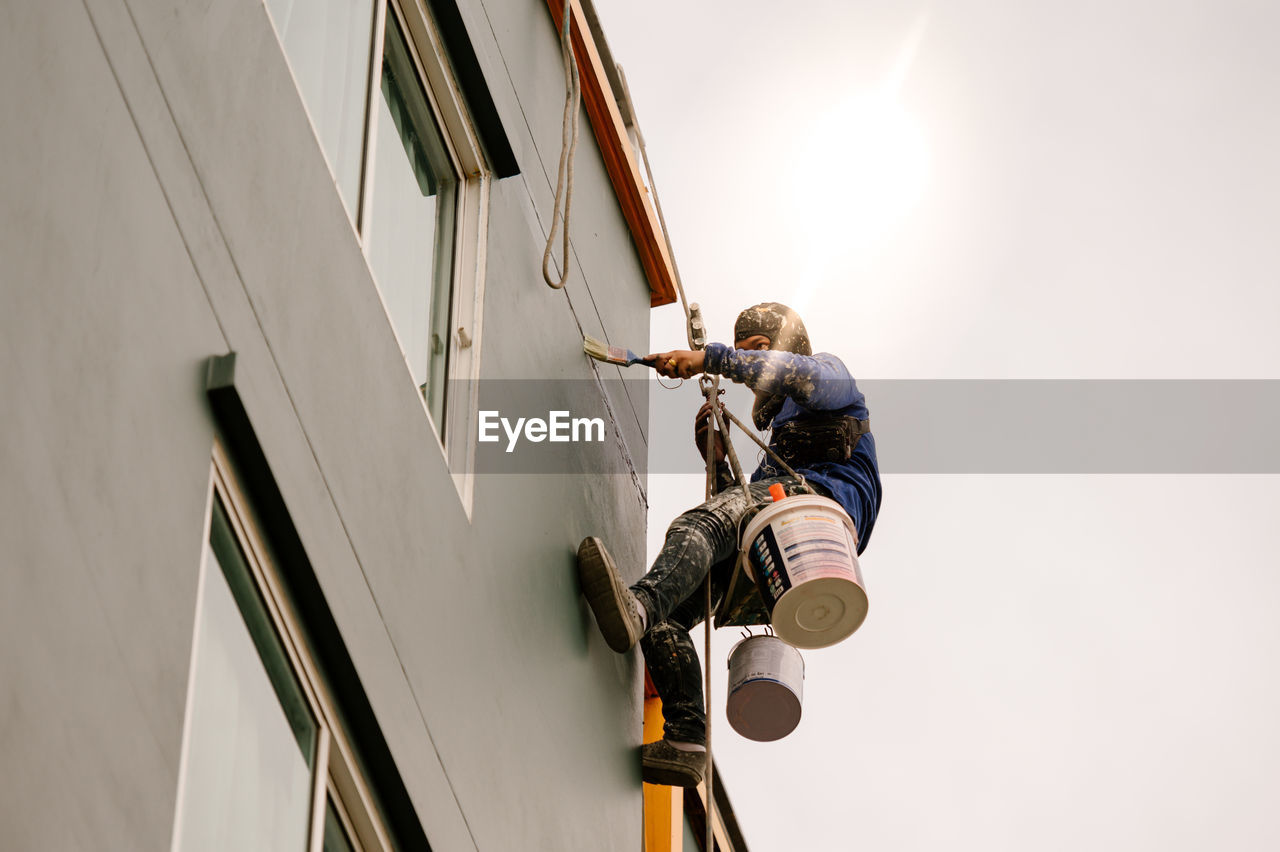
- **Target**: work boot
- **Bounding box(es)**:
[641,740,706,788]
[577,537,643,653]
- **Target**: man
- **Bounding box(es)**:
[577,303,882,787]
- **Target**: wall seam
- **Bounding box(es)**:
[470,0,652,450]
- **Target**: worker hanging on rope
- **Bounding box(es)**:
[577,302,883,788]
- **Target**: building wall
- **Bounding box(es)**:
[0,0,653,849]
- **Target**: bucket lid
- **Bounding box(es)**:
[771,576,868,649]
[736,494,868,649]
[727,681,802,742]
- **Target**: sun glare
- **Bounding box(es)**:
[785,13,932,308]
[794,92,930,255]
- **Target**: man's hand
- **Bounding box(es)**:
[694,400,728,463]
[647,349,705,380]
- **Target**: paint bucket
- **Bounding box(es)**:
[737,494,868,649]
[726,635,805,741]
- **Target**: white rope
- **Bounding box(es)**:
[625,66,807,497]
[616,64,698,347]
[622,67,820,841]
[541,0,580,289]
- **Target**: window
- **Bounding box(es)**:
[174,451,398,851]
[263,0,374,218]
[367,11,459,427]
[264,0,490,486]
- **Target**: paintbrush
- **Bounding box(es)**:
[582,334,656,368]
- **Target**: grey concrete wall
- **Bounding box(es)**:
[0,0,654,849]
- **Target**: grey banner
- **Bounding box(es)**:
[470,379,1280,474]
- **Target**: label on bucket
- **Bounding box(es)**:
[730,641,805,689]
[749,528,791,606]
[742,497,868,648]
[773,513,858,583]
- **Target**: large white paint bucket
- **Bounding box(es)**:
[726,635,805,742]
[738,493,868,649]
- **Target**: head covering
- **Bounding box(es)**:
[734,302,811,356]
[733,302,812,429]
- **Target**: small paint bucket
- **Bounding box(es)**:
[737,494,868,649]
[726,635,805,741]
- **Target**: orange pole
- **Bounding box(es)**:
[643,669,682,851]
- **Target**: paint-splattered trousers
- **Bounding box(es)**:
[630,475,818,745]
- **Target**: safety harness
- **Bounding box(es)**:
[770,414,870,468]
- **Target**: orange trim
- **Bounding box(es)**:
[544,0,679,308]
[643,669,682,851]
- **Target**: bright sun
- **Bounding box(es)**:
[784,11,932,287]
[791,91,930,259]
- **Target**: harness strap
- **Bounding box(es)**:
[771,415,870,467]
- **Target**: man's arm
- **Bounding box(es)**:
[703,343,858,411]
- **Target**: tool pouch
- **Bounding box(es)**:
[771,415,869,467]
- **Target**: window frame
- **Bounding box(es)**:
[365,0,490,513]
[370,0,490,500]
[173,443,399,852]
[264,0,491,512]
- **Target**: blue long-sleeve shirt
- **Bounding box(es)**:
[703,342,883,553]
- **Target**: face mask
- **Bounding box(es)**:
[734,303,811,429]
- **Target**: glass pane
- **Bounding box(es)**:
[209,501,316,760]
[174,501,317,852]
[265,0,375,218]
[322,795,359,852]
[367,11,458,431]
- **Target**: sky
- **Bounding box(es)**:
[589,2,1280,849]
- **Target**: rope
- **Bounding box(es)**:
[702,380,718,501]
[679,326,819,852]
[696,373,757,851]
[541,0,580,289]
[699,378,753,505]
[698,377,716,851]
[632,64,710,823]
[696,373,816,850]
[616,64,696,347]
[703,546,713,851]
[621,65,820,843]
[718,406,818,495]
